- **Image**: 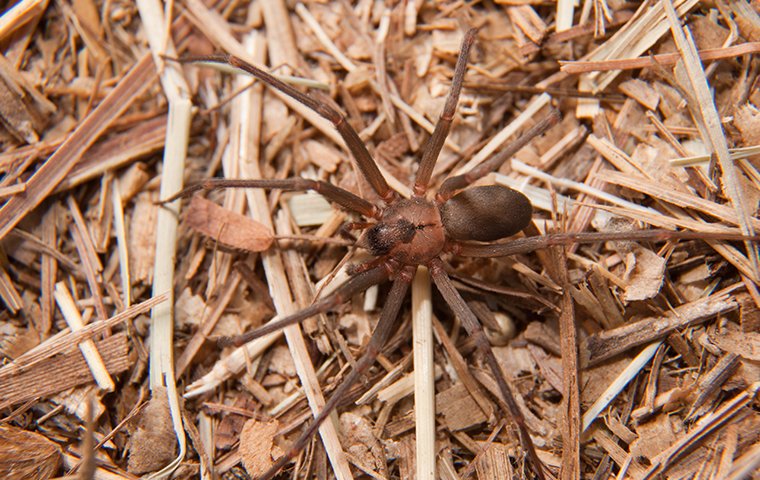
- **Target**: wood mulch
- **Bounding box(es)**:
[1,1,759,479]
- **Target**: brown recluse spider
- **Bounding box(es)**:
[164,29,756,480]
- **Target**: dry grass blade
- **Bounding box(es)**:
[135,0,193,476]
[0,56,155,240]
[661,0,759,278]
[412,266,435,479]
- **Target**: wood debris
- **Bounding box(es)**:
[184,195,273,252]
[239,417,282,478]
[0,1,758,479]
[0,425,61,480]
[126,386,177,474]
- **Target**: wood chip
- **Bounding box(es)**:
[184,195,274,252]
[126,386,178,474]
[127,192,157,284]
[618,78,660,111]
[475,442,514,479]
[436,383,489,431]
[239,418,282,478]
[621,247,667,302]
[0,333,129,410]
[0,425,61,480]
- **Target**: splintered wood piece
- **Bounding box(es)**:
[507,5,548,45]
[0,264,22,313]
[735,294,760,339]
[618,78,660,111]
[0,75,44,143]
[550,244,581,480]
[475,443,513,480]
[0,425,61,480]
[685,353,740,421]
[581,288,741,366]
[593,428,648,478]
[184,195,273,252]
[239,418,282,478]
[437,383,489,431]
[0,333,128,410]
[128,192,158,284]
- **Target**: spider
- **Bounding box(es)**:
[165,29,755,480]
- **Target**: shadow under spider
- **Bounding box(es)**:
[163,28,757,480]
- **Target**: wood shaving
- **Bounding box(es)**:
[239,418,282,478]
[184,195,273,252]
[0,2,758,479]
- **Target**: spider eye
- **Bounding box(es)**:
[440,185,532,242]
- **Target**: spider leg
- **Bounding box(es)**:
[437,109,560,202]
[429,258,546,480]
[256,266,415,480]
[173,54,395,203]
[221,265,388,347]
[158,177,379,218]
[452,229,760,258]
[413,29,476,197]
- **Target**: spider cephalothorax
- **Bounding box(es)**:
[364,197,445,263]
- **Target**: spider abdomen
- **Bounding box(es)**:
[440,185,532,242]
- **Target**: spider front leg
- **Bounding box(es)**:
[158,177,380,218]
[437,109,560,202]
[256,267,414,480]
[413,28,476,197]
[429,258,547,480]
[172,54,395,203]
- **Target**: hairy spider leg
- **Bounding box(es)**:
[222,265,388,347]
[413,28,476,197]
[453,229,760,258]
[159,177,379,219]
[256,267,414,480]
[174,54,395,203]
[430,259,547,480]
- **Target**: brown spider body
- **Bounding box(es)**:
[362,183,533,271]
[167,30,558,480]
[164,25,756,480]
[365,182,535,261]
